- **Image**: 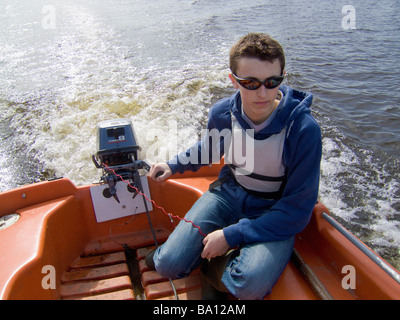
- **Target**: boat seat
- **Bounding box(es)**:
[265,258,318,300]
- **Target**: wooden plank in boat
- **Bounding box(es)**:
[70,252,127,269]
[156,287,202,300]
[61,263,129,282]
[60,275,133,298]
[136,246,156,273]
[136,246,155,260]
[141,270,168,286]
[138,259,152,273]
[65,289,135,300]
[141,267,201,286]
[144,274,201,300]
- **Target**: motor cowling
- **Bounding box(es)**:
[95,118,140,166]
[92,118,149,202]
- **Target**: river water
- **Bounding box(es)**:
[1,0,399,270]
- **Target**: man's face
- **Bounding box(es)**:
[229,57,282,125]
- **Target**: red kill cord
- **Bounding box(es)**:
[102,164,207,237]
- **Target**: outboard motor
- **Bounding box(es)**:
[92,118,150,203]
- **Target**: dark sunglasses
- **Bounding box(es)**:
[232,73,284,90]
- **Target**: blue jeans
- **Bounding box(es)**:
[153,179,295,300]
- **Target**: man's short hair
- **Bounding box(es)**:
[229,33,285,75]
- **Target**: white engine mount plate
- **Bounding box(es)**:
[90,176,153,223]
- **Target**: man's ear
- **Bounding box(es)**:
[229,73,240,90]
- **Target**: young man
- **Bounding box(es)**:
[147,33,322,299]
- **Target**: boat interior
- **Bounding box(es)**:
[0,163,399,300]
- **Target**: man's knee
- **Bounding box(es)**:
[220,266,273,300]
[154,247,183,279]
[154,244,201,279]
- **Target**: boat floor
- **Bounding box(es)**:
[59,240,322,300]
[60,246,204,300]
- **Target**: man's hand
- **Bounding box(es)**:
[148,163,172,182]
[201,229,230,259]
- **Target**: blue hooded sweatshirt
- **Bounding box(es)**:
[167,85,322,247]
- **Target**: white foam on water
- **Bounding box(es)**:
[320,134,400,266]
[320,136,358,221]
[8,10,231,186]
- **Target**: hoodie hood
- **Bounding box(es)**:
[230,85,313,138]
